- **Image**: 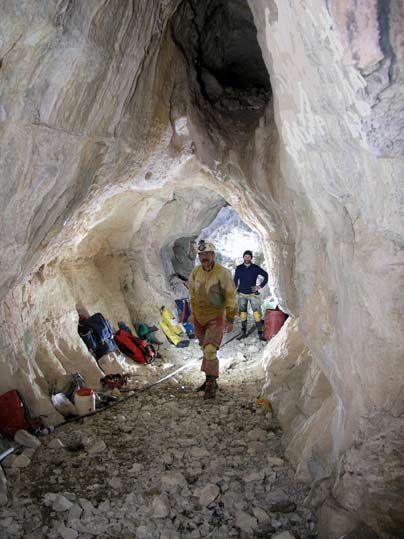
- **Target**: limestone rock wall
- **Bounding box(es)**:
[0,263,103,424]
[247,1,404,536]
[0,0,182,297]
[262,320,334,483]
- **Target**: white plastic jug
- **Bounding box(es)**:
[74,388,95,416]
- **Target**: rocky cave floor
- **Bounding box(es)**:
[0,325,318,539]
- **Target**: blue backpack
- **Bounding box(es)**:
[175,299,194,338]
[78,313,117,359]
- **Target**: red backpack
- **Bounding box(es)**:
[114,329,156,364]
[0,390,42,438]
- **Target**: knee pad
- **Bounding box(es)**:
[240,311,248,322]
[253,311,262,322]
[204,343,218,361]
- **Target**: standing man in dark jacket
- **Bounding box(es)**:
[234,250,268,340]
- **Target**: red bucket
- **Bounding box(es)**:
[264,309,287,341]
[75,388,93,397]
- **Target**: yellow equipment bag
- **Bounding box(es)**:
[159,307,189,348]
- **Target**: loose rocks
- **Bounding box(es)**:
[0,337,317,538]
[14,430,41,449]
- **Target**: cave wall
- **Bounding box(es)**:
[0,262,103,424]
[247,1,404,536]
[0,0,184,298]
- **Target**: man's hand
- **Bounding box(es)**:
[225,321,233,333]
[251,285,261,293]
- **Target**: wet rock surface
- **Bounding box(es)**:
[0,333,317,538]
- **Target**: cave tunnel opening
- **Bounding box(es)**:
[60,187,274,336]
[171,0,272,117]
[162,204,271,300]
[161,204,276,327]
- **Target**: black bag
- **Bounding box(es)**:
[78,313,117,359]
[79,326,97,352]
[64,373,87,401]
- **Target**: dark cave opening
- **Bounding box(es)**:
[172,0,271,116]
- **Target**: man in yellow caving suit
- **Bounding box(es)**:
[188,240,238,399]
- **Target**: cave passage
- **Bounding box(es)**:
[1,0,404,537]
[172,0,272,116]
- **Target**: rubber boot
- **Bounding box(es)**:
[196,377,218,392]
[237,320,247,340]
[256,320,265,341]
[203,375,217,400]
[196,378,207,392]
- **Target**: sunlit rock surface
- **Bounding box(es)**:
[251,2,404,536]
[1,1,404,537]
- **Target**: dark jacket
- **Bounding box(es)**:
[234,263,268,295]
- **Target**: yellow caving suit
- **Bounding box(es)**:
[188,262,238,376]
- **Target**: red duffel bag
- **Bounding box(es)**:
[114,329,156,364]
[0,390,42,438]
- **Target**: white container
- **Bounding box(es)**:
[74,388,96,416]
